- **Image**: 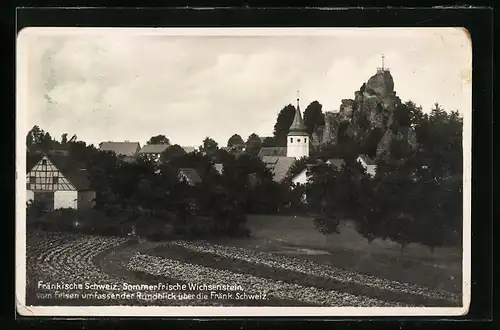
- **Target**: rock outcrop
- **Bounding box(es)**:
[314,69,418,159]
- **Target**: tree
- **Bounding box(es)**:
[283,157,309,182]
[160,144,187,162]
[147,134,170,145]
[227,134,244,148]
[386,212,416,256]
[303,101,325,135]
[199,137,219,156]
[262,136,277,147]
[26,125,57,152]
[245,133,262,156]
[61,133,68,144]
[218,153,277,214]
[313,214,340,247]
[26,125,45,146]
[273,104,296,146]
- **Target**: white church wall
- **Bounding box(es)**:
[286,136,309,159]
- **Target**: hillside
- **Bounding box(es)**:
[311,70,418,160]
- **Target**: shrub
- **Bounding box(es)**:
[27,207,130,237]
[313,215,340,246]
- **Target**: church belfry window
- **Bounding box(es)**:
[290,138,293,143]
[305,138,307,143]
[297,139,301,143]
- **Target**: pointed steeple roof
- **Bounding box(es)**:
[288,95,308,136]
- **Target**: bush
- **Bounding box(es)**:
[136,213,175,241]
[27,207,130,237]
[29,208,79,232]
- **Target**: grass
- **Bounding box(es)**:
[147,243,459,307]
[25,236,315,307]
[24,212,463,307]
[217,214,463,294]
[93,241,315,307]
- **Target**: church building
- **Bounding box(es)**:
[286,96,309,159]
[259,96,311,184]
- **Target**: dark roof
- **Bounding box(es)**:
[26,153,92,191]
[99,141,141,156]
[261,156,296,183]
[138,144,170,154]
[327,158,345,168]
[179,168,202,184]
[258,147,287,157]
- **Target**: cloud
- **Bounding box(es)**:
[20,28,471,147]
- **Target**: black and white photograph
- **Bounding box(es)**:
[16,27,471,317]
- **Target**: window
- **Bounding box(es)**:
[290,138,293,143]
[297,139,301,143]
[305,138,307,143]
[41,159,47,165]
[29,176,36,184]
[53,177,59,184]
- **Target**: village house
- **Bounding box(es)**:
[137,144,170,161]
[221,144,246,157]
[357,154,377,176]
[26,152,95,211]
[287,158,345,186]
[258,96,311,184]
[99,141,141,162]
[180,146,197,154]
[178,168,203,186]
[214,163,224,175]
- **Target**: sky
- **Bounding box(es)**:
[17,28,472,148]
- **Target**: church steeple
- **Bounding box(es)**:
[288,93,307,135]
[286,92,309,159]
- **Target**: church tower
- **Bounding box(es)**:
[287,95,309,159]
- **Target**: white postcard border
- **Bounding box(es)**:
[15,27,472,317]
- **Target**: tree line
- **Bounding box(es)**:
[26,99,463,253]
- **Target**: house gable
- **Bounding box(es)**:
[26,155,77,192]
[356,155,377,176]
[291,167,308,185]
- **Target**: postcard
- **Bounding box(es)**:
[16,27,471,317]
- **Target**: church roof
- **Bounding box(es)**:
[258,147,287,157]
[288,98,308,136]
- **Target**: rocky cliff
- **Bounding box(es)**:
[315,70,418,160]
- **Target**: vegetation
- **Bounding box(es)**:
[26,97,462,253]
